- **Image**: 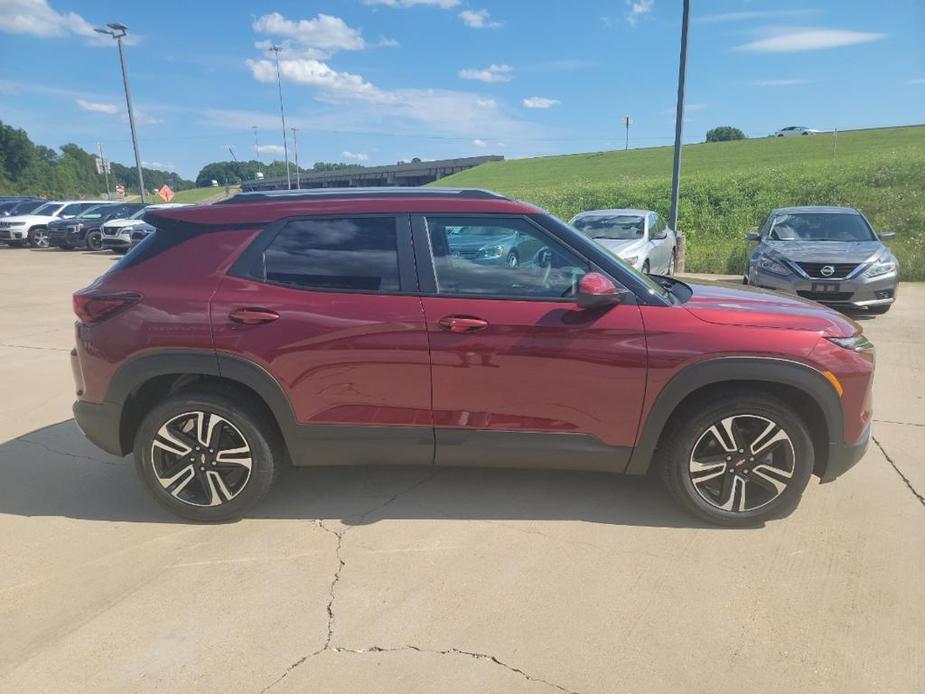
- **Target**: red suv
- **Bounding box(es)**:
[70,188,874,526]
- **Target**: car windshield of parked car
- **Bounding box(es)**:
[572,215,645,240]
[33,202,61,215]
[74,205,111,220]
[768,213,876,242]
[9,200,44,215]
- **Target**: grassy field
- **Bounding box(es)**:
[433,126,925,279]
[166,185,239,204]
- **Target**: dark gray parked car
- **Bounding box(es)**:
[745,206,898,314]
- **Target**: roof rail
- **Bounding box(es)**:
[218,186,510,204]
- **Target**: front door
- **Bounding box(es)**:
[414,214,648,471]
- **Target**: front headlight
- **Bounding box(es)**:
[827,334,875,353]
[477,245,504,259]
[757,255,791,276]
[865,255,897,278]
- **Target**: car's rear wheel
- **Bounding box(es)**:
[134,390,279,522]
[658,391,813,526]
[28,227,49,248]
[85,231,103,251]
[668,250,676,275]
[642,260,650,274]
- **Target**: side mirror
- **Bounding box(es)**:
[745,230,760,241]
[651,230,668,241]
[576,272,628,309]
[878,231,895,241]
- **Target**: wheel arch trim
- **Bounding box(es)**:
[624,356,844,475]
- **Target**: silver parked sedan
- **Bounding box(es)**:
[569,209,677,275]
[744,206,898,314]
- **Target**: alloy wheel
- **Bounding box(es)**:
[688,414,795,512]
[150,411,253,507]
[31,229,49,248]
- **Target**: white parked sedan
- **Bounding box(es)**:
[569,209,677,275]
[773,126,821,137]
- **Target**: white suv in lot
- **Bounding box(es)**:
[101,203,188,253]
[0,200,109,248]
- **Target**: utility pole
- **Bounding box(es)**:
[270,45,292,190]
[97,142,111,199]
[95,23,145,202]
[252,125,260,163]
[668,0,691,271]
[291,127,301,189]
[624,115,632,151]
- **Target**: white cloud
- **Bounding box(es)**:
[132,110,162,126]
[254,144,285,154]
[364,0,460,8]
[626,0,654,27]
[0,0,139,45]
[252,12,365,52]
[735,28,885,53]
[142,161,175,169]
[695,9,822,24]
[748,79,811,87]
[76,99,118,114]
[458,64,513,83]
[342,151,369,161]
[475,98,496,109]
[472,139,487,148]
[522,96,560,109]
[247,57,384,101]
[907,77,925,85]
[459,9,502,29]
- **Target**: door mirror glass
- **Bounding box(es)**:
[576,272,627,309]
[878,230,895,241]
[745,230,760,241]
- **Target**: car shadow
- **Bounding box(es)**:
[0,419,716,529]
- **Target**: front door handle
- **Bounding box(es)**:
[438,316,489,333]
[229,307,280,325]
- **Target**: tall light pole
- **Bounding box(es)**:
[291,127,301,189]
[95,22,145,202]
[668,0,691,271]
[252,125,261,164]
[270,45,292,190]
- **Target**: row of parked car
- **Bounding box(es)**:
[0,196,187,253]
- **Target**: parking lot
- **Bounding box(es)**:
[0,247,922,693]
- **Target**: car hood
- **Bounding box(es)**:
[102,218,141,229]
[766,240,884,264]
[593,237,647,257]
[0,214,57,225]
[683,280,859,337]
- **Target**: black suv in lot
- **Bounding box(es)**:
[48,202,147,250]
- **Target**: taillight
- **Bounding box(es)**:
[72,290,141,324]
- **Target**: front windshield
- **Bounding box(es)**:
[768,213,876,242]
[33,202,61,216]
[75,205,112,219]
[572,215,645,240]
[129,207,149,219]
[10,200,44,215]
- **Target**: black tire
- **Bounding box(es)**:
[657,389,814,527]
[133,389,280,522]
[85,231,103,251]
[868,304,891,315]
[28,227,49,248]
[668,250,676,276]
[506,251,519,269]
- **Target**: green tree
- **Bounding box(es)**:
[706,126,746,143]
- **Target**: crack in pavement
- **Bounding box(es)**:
[874,418,925,428]
[15,437,125,466]
[0,343,71,352]
[873,436,925,509]
[259,470,581,694]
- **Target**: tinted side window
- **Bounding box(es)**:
[425,216,588,299]
[263,217,400,293]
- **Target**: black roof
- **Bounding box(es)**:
[771,205,860,215]
[220,186,510,205]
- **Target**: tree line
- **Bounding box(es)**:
[0,120,194,197]
[194,160,361,188]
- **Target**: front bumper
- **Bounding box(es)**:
[101,235,131,249]
[753,268,898,307]
[0,228,27,241]
[48,227,83,247]
[820,423,870,482]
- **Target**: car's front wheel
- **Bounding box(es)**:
[28,227,49,248]
[134,389,279,522]
[85,231,103,251]
[658,390,813,526]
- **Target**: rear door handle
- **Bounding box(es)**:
[229,307,280,325]
[438,316,489,333]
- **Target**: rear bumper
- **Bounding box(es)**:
[821,423,870,482]
[73,399,126,457]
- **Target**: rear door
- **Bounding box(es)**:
[211,214,434,466]
[412,214,647,471]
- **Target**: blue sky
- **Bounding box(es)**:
[1,0,923,179]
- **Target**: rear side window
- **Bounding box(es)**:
[261,217,400,293]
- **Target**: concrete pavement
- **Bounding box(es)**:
[0,248,922,693]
